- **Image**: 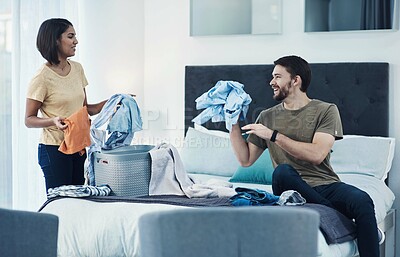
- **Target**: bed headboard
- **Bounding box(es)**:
[185,63,389,137]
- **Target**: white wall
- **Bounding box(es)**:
[78,0,144,107]
[80,0,400,254]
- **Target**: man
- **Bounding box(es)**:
[230,55,380,257]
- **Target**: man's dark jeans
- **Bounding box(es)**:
[272,164,379,257]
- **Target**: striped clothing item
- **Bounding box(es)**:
[47,184,112,199]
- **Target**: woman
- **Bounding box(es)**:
[25,18,106,192]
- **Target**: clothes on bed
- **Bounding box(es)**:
[87,94,142,185]
[230,187,306,206]
[149,143,236,198]
[276,189,307,206]
[192,80,252,131]
[186,180,236,198]
[149,142,193,196]
[230,187,279,206]
[47,184,111,199]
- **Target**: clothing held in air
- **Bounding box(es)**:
[192,81,252,131]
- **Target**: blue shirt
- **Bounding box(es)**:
[192,81,252,131]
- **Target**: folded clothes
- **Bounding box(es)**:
[47,184,112,199]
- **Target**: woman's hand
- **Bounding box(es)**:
[53,117,67,130]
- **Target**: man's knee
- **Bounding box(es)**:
[343,188,375,218]
[272,164,298,182]
[354,190,375,209]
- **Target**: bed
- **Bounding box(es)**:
[39,62,396,257]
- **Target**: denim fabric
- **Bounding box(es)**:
[107,97,143,134]
[102,96,143,150]
[103,131,131,150]
[230,187,279,206]
[192,81,252,131]
[87,94,142,185]
[272,164,379,257]
[38,144,86,192]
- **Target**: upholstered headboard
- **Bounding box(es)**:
[185,63,389,137]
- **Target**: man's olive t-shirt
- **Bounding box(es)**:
[247,99,343,187]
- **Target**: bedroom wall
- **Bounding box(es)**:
[79,0,400,254]
[77,0,144,108]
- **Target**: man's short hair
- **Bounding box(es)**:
[274,56,312,92]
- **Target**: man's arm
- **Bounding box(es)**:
[242,123,334,165]
[230,124,264,167]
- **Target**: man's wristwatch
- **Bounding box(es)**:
[270,130,278,142]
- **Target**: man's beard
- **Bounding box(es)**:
[273,82,291,101]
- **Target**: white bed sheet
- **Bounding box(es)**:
[40,173,394,257]
[42,198,187,257]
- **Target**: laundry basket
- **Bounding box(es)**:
[94,145,154,197]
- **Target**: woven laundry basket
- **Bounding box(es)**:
[94,145,154,197]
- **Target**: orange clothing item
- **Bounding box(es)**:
[58,106,91,155]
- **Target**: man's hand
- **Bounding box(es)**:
[241,124,272,141]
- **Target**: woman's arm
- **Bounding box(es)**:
[25,98,67,130]
[83,90,137,116]
[86,100,107,116]
[83,89,107,116]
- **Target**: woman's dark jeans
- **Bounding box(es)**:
[272,164,379,257]
[38,144,86,192]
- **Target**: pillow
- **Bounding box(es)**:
[229,149,274,185]
[180,127,239,177]
[330,135,395,181]
[194,123,230,138]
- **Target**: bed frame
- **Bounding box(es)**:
[184,62,394,257]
